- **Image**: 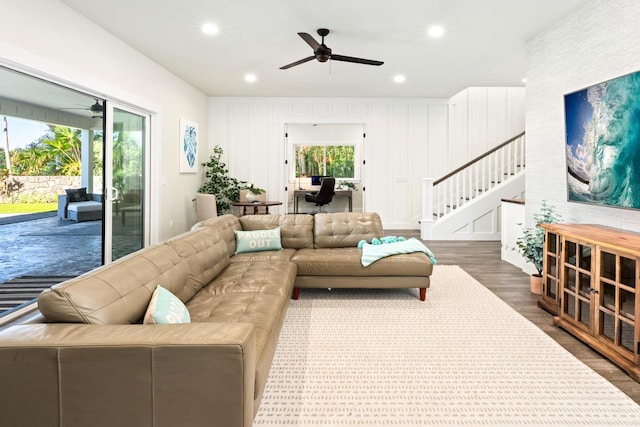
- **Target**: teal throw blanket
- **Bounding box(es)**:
[360,238,437,267]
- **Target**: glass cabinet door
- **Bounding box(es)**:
[541,231,561,314]
[597,251,636,357]
[562,240,593,330]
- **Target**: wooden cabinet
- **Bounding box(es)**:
[540,223,640,381]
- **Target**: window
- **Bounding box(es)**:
[294,145,355,179]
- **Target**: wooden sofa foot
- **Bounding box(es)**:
[419,288,426,301]
[292,288,300,300]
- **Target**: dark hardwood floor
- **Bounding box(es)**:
[416,238,640,405]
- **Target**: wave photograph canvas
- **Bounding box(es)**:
[564,70,640,209]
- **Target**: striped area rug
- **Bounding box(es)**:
[0,276,73,315]
[253,265,640,426]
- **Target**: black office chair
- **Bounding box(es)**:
[305,177,335,213]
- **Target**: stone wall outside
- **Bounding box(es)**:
[1,176,81,203]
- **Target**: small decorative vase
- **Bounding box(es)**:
[530,274,543,295]
[245,191,260,203]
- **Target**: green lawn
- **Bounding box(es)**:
[0,203,57,214]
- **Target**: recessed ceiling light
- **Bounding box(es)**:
[393,75,406,84]
[244,73,257,83]
[521,78,528,83]
[427,25,445,38]
[201,22,219,36]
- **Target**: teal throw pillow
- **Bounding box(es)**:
[143,285,191,324]
[235,227,282,254]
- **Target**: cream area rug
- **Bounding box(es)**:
[253,265,640,426]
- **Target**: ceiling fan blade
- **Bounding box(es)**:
[280,56,315,70]
[330,54,384,66]
[298,32,321,50]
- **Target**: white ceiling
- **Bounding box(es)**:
[60,0,590,98]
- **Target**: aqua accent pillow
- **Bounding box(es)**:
[143,285,191,324]
[235,227,282,254]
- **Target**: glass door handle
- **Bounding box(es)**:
[108,187,120,201]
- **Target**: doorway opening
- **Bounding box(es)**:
[285,123,365,214]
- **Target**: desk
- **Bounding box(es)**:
[293,189,352,213]
[231,201,283,216]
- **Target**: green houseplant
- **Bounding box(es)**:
[198,145,245,215]
[245,184,265,195]
[337,180,357,190]
[515,201,562,294]
[198,145,266,215]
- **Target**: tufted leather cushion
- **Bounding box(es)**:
[166,227,233,302]
[239,214,314,249]
[292,247,433,276]
[231,248,297,263]
[38,243,189,324]
[313,212,383,248]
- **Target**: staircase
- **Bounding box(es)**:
[421,132,525,240]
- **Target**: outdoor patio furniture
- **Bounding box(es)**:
[57,192,103,222]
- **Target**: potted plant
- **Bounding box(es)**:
[337,180,357,191]
[198,145,244,215]
[515,201,562,294]
[244,184,265,203]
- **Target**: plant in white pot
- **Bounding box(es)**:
[515,201,562,294]
[244,184,265,203]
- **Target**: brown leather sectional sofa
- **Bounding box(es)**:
[0,212,433,427]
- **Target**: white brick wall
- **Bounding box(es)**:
[525,0,640,230]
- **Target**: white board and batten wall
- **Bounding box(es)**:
[209,87,524,230]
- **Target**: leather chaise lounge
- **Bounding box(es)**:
[0,212,433,427]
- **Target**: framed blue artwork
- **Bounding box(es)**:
[179,118,198,174]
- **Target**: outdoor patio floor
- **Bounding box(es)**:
[0,213,102,285]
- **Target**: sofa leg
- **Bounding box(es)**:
[292,288,300,300]
[419,288,426,301]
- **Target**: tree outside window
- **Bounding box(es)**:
[294,145,355,178]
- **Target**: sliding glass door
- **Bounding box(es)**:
[104,104,149,262]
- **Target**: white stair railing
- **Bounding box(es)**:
[423,132,525,221]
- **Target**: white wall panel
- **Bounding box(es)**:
[350,103,369,119]
[409,104,430,227]
[487,87,508,147]
[468,87,490,158]
[248,102,271,192]
[526,0,640,231]
[228,102,250,180]
[312,103,330,118]
[428,104,449,179]
[366,103,392,220]
[389,104,410,225]
[507,88,526,138]
[449,91,469,170]
[332,103,349,118]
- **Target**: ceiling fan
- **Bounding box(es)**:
[61,99,104,118]
[280,28,384,70]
